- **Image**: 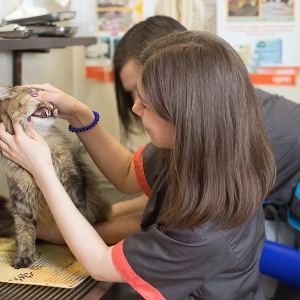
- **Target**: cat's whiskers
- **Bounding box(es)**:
[20,76,36,95]
[20,75,30,89]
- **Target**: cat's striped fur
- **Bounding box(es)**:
[0,85,111,268]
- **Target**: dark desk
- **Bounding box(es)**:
[0,279,143,300]
[0,36,97,85]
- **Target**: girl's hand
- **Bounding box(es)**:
[22,83,90,123]
[0,120,53,177]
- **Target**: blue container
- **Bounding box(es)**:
[260,240,300,289]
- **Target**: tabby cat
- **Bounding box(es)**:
[0,85,111,269]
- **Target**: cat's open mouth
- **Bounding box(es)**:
[32,102,58,119]
[32,107,53,118]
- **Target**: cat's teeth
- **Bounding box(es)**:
[32,107,54,118]
[53,108,59,118]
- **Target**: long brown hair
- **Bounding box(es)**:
[138,31,276,230]
[113,15,187,138]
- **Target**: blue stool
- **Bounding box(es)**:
[260,240,300,289]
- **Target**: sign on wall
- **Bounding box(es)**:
[85,0,143,82]
[217,0,299,86]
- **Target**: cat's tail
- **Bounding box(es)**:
[0,195,15,237]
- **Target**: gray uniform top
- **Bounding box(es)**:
[112,143,265,300]
[257,88,300,204]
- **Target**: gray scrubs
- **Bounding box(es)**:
[112,143,265,299]
[257,88,300,204]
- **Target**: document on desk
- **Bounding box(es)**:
[0,237,88,288]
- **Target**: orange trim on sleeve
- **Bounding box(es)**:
[133,146,151,197]
[112,240,166,300]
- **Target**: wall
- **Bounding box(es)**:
[256,84,300,104]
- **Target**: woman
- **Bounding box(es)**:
[0,31,275,299]
[113,15,186,140]
[110,15,187,223]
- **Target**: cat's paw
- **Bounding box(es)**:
[12,256,35,269]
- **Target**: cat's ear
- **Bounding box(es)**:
[1,113,14,135]
[0,85,14,134]
[0,85,12,101]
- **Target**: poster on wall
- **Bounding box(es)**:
[85,0,143,82]
[217,0,300,86]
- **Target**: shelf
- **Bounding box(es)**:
[0,36,97,85]
[0,36,97,51]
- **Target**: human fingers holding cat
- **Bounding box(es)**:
[0,120,53,178]
[23,83,139,195]
[24,83,94,129]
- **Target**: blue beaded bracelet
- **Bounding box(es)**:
[68,111,100,133]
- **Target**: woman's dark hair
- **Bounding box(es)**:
[113,15,187,139]
[138,31,276,230]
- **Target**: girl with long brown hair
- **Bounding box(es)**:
[0,31,275,299]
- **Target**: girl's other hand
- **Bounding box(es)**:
[0,119,53,177]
